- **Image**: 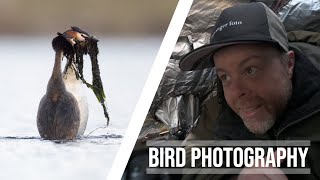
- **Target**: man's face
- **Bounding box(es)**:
[213,43,294,135]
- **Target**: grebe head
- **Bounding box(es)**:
[62,26,94,46]
[52,34,73,53]
[52,26,94,53]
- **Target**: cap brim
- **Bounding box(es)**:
[179,43,222,71]
[179,41,275,71]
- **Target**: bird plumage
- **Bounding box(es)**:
[37,36,80,140]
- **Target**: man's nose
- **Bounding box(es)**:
[229,79,248,99]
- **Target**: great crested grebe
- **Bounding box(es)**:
[61,28,90,135]
[37,34,80,140]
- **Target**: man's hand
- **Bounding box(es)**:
[237,167,287,180]
[237,150,288,180]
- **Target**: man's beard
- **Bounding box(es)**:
[235,82,292,135]
[242,111,276,135]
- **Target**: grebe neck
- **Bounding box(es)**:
[47,50,66,94]
[52,51,64,80]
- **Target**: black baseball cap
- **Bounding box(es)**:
[179,2,289,71]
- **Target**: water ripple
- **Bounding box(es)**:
[0,134,123,145]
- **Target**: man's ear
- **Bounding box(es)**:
[287,50,295,79]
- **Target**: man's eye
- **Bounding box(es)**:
[220,74,230,82]
[246,67,257,76]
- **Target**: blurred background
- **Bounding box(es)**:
[0,0,178,36]
[0,1,178,180]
